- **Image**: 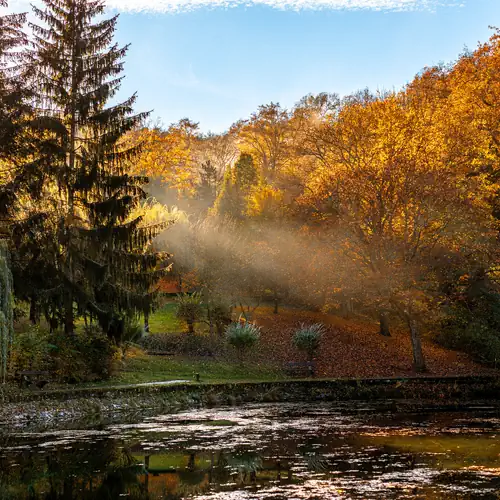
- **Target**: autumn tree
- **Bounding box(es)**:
[196,131,238,194]
[235,103,290,181]
[300,90,492,372]
[445,31,500,223]
[128,119,201,198]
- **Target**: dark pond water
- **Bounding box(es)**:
[1,402,499,499]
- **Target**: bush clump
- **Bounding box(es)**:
[436,278,500,367]
[9,325,119,383]
[225,322,260,361]
[139,333,180,353]
[9,325,51,374]
[292,323,325,362]
[138,333,216,356]
[176,293,205,334]
[436,305,500,367]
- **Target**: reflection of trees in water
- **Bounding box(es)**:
[0,439,149,499]
[0,431,322,499]
[1,437,318,499]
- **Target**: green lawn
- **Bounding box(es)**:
[70,302,182,335]
[148,302,183,333]
[13,301,286,389]
[114,354,284,385]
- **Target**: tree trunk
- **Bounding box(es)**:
[144,311,150,334]
[320,289,327,308]
[145,456,150,492]
[29,296,38,324]
[340,298,350,318]
[64,7,77,338]
[188,453,196,471]
[216,321,225,337]
[208,307,216,338]
[273,290,279,315]
[188,320,194,334]
[407,316,426,373]
[64,294,74,336]
[379,310,391,337]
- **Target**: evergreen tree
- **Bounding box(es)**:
[234,153,257,190]
[0,0,26,156]
[213,153,257,219]
[17,0,168,337]
[197,160,218,206]
[0,0,28,225]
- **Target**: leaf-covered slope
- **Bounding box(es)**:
[253,308,499,378]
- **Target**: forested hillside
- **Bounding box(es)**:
[1,0,500,381]
[128,32,500,372]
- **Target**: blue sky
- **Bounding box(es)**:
[7,0,500,132]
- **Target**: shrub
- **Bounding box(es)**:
[292,323,325,362]
[436,285,500,367]
[139,333,180,353]
[176,293,205,334]
[122,317,145,343]
[180,333,218,356]
[47,329,118,383]
[225,322,260,361]
[9,325,51,375]
[138,333,217,356]
[207,299,233,337]
[436,313,500,367]
[10,325,118,383]
[81,328,119,380]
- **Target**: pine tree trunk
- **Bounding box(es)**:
[144,311,150,334]
[379,310,391,337]
[407,315,426,373]
[273,290,279,314]
[188,320,194,334]
[64,4,78,337]
[64,294,74,336]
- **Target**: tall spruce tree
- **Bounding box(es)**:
[213,153,257,219]
[0,0,28,225]
[0,0,19,371]
[0,0,26,154]
[18,0,168,337]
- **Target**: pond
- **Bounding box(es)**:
[0,401,499,499]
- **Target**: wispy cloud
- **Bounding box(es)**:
[5,0,459,14]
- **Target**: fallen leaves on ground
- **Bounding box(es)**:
[250,307,498,379]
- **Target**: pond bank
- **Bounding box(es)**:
[1,376,499,432]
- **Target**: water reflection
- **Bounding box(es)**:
[0,402,499,499]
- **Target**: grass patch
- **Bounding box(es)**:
[148,303,183,334]
[114,354,284,385]
[70,302,183,335]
